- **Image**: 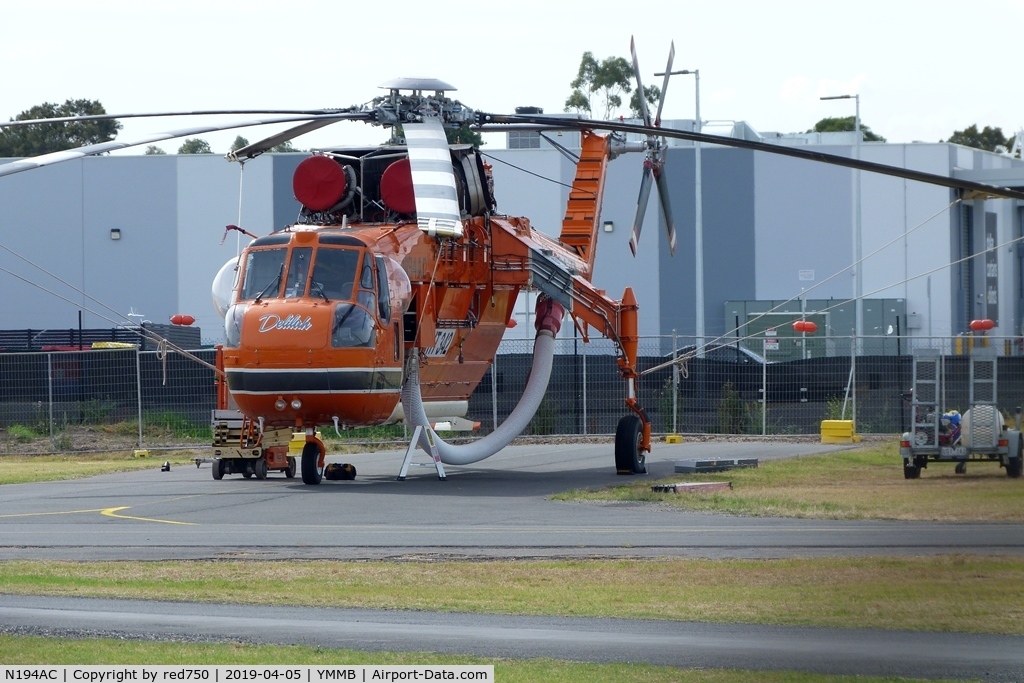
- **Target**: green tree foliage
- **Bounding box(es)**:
[629,86,662,120]
[230,136,249,152]
[0,99,121,157]
[808,116,885,142]
[177,138,213,154]
[144,146,167,155]
[445,124,483,148]
[944,124,1015,152]
[565,52,659,120]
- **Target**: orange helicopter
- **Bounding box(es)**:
[5,40,1024,485]
[209,76,653,484]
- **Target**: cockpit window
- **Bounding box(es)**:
[331,303,375,348]
[240,248,286,300]
[311,247,360,301]
[283,247,312,298]
[375,255,391,322]
[360,258,375,289]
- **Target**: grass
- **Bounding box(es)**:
[0,451,198,485]
[555,442,1024,521]
[0,442,1015,682]
[0,635,947,683]
[1,555,1022,635]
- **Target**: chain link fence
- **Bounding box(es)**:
[2,335,1023,454]
[0,348,217,454]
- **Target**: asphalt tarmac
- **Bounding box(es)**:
[2,594,1022,681]
[2,439,1023,679]
[1,440,1022,561]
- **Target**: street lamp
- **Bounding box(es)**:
[821,93,862,350]
[658,68,703,353]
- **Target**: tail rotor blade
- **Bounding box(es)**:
[629,36,653,129]
[654,168,677,255]
[654,41,675,128]
[630,165,654,256]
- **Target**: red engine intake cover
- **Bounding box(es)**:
[380,158,416,214]
[293,156,346,211]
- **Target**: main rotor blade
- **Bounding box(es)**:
[630,165,654,256]
[0,108,354,128]
[405,117,463,238]
[479,112,1024,202]
[630,36,653,129]
[0,113,365,178]
[227,117,360,161]
[654,41,675,128]
[654,167,677,255]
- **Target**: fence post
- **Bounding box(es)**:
[672,330,679,434]
[135,347,143,448]
[491,353,498,434]
[851,332,857,431]
[582,337,588,435]
[761,344,767,436]
[47,352,54,441]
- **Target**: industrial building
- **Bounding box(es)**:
[2,122,1023,355]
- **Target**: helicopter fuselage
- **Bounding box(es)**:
[220,218,524,430]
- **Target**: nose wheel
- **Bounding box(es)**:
[301,441,324,485]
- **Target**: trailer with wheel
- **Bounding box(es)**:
[900,348,1023,479]
[209,409,297,480]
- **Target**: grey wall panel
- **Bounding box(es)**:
[272,154,305,231]
[176,155,274,345]
[0,161,86,329]
[754,150,851,307]
[864,144,955,336]
[488,148,573,238]
[701,148,756,339]
[82,155,178,330]
[658,147,756,344]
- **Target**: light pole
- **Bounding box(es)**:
[821,94,861,352]
[658,68,703,352]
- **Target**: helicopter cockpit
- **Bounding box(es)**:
[240,243,360,303]
[224,232,404,351]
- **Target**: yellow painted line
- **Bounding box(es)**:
[100,507,197,526]
[1,493,217,524]
[0,508,107,519]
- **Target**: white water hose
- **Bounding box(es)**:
[401,298,563,465]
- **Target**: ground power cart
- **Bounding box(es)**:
[900,348,1023,479]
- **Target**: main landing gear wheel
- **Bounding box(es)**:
[285,456,297,479]
[1008,437,1023,478]
[615,414,647,475]
[301,442,323,485]
[211,459,224,480]
[253,457,268,480]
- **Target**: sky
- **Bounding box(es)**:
[5,0,1024,156]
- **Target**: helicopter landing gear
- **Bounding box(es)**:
[615,414,648,475]
[301,441,324,485]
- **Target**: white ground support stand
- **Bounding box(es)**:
[398,425,447,480]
